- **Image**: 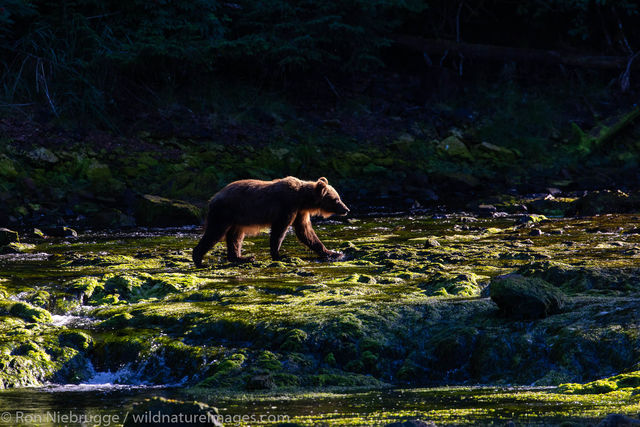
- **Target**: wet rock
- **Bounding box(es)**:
[0,300,52,323]
[597,414,640,427]
[0,242,35,254]
[529,228,543,236]
[517,214,548,224]
[0,228,19,245]
[527,195,575,217]
[477,204,497,217]
[124,396,222,427]
[135,194,202,227]
[424,238,440,248]
[41,226,78,238]
[490,274,566,319]
[31,228,46,239]
[458,216,477,223]
[571,190,639,216]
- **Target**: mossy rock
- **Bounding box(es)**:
[0,242,35,254]
[279,329,308,352]
[124,396,221,427]
[570,190,639,216]
[3,301,53,323]
[518,261,640,293]
[490,274,566,319]
[246,373,276,390]
[559,371,640,395]
[58,331,93,351]
[256,350,282,371]
[0,155,17,178]
[135,194,202,227]
[437,135,473,160]
[0,228,19,245]
[424,272,485,297]
[197,353,246,388]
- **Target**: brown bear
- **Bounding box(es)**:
[193,176,349,267]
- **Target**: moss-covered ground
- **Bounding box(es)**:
[0,213,640,424]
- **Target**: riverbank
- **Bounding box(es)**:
[1,78,639,230]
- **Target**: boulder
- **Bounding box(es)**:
[0,242,35,254]
[88,209,136,229]
[424,238,440,248]
[490,274,566,319]
[570,190,640,216]
[28,147,58,163]
[437,135,473,160]
[0,228,19,245]
[124,396,222,427]
[135,194,202,227]
[41,226,78,238]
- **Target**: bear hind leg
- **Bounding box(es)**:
[193,217,230,268]
[226,226,255,262]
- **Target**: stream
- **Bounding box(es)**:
[1,213,639,425]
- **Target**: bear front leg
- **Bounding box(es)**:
[270,214,296,260]
[226,226,255,262]
[293,213,342,259]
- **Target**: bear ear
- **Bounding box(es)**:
[318,177,329,184]
[315,179,328,199]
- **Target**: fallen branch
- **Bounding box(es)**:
[393,35,636,70]
[593,106,640,147]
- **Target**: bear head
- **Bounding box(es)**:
[314,177,350,216]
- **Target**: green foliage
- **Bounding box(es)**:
[1,0,639,121]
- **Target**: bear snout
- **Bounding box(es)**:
[337,203,350,215]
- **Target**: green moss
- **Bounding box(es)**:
[490,274,566,319]
[66,276,102,299]
[58,330,93,351]
[0,242,35,254]
[99,312,133,328]
[197,353,246,388]
[559,371,640,395]
[256,350,282,371]
[280,329,308,352]
[7,301,52,323]
[323,352,337,367]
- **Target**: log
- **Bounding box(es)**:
[393,35,634,70]
[593,106,640,147]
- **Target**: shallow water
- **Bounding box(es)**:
[0,385,631,426]
[1,214,640,425]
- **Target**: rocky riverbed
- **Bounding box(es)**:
[0,213,639,425]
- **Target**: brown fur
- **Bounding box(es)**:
[193,176,349,267]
